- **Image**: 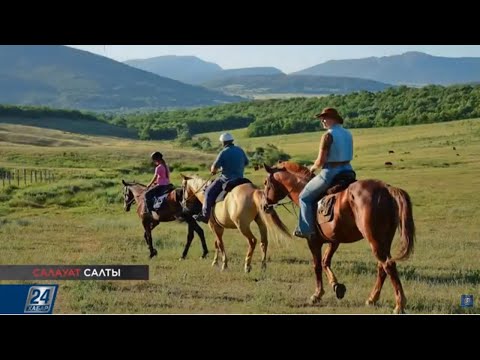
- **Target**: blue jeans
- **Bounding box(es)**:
[201,178,228,219]
[297,164,353,236]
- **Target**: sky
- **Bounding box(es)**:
[68,45,480,73]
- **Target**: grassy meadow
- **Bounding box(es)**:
[0,120,479,314]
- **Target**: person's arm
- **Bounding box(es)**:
[310,132,332,173]
[211,151,224,175]
[146,174,157,188]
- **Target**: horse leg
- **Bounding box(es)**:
[143,222,157,259]
[254,216,268,271]
[180,221,195,260]
[361,215,405,313]
[193,220,208,259]
[382,259,406,314]
[237,221,258,273]
[209,222,224,269]
[306,236,325,305]
[322,242,346,299]
[366,262,387,306]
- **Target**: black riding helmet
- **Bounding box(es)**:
[150,151,163,161]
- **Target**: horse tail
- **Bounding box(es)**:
[387,185,415,261]
[254,191,291,240]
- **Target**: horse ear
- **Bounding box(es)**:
[122,179,127,186]
[263,163,273,173]
[180,173,191,180]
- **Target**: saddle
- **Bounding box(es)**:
[317,171,357,224]
[152,184,176,211]
[215,178,252,203]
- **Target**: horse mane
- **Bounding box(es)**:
[124,181,146,188]
[278,161,313,180]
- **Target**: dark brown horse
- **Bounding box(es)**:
[262,161,415,313]
[122,180,208,260]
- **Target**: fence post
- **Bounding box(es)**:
[34,170,37,183]
[8,172,11,186]
[17,169,20,187]
[2,171,4,188]
[39,170,43,182]
[24,169,27,186]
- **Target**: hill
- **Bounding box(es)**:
[0,45,241,110]
[294,51,480,85]
[124,55,283,84]
[124,55,222,85]
[202,74,391,96]
[0,105,137,139]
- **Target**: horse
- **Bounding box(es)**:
[122,180,208,260]
[262,161,415,314]
[180,174,290,272]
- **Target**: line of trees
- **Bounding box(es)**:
[110,84,480,138]
[2,84,480,140]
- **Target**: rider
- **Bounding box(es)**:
[143,151,172,215]
[294,107,354,240]
[193,132,249,223]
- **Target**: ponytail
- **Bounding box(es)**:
[160,158,170,178]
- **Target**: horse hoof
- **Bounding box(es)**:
[365,299,377,306]
[201,252,209,259]
[244,265,252,273]
[221,265,228,272]
[309,295,321,305]
[149,249,158,259]
[261,263,267,271]
[393,307,405,314]
[179,257,186,261]
[334,283,346,299]
[211,261,218,267]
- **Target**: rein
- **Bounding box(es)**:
[181,173,217,207]
[264,169,310,220]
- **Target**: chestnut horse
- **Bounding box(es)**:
[262,161,415,314]
[122,180,208,260]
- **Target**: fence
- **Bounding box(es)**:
[0,169,55,188]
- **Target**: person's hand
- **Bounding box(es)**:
[309,165,317,173]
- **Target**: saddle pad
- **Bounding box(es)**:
[317,194,336,224]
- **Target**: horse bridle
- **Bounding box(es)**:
[124,186,136,207]
[263,169,301,218]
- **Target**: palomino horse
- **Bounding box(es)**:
[181,175,290,272]
[262,161,415,314]
[122,180,208,260]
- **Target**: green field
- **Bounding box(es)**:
[0,120,479,314]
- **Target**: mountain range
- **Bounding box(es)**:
[3,47,480,112]
[293,51,480,85]
[0,45,241,111]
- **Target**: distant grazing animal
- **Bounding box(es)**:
[403,152,410,155]
[389,150,395,154]
[400,159,404,162]
[385,162,393,166]
[453,147,456,150]
[456,154,460,156]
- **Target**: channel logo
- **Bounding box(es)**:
[0,284,58,314]
[24,286,58,314]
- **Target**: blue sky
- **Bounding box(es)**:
[68,45,480,73]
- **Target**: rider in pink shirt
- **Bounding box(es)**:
[143,152,172,214]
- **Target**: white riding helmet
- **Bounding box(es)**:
[219,132,234,142]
